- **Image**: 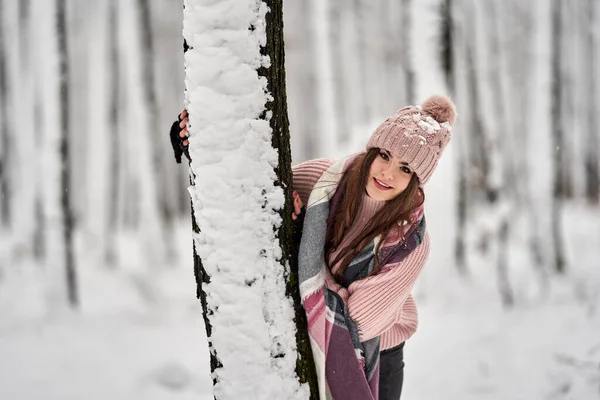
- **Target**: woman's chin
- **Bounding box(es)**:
[366,184,392,201]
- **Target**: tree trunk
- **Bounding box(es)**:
[496,219,514,308]
[0,0,12,229]
[551,0,567,273]
[441,0,454,93]
[329,0,350,145]
[261,1,318,394]
[105,0,120,266]
[136,0,176,261]
[465,41,491,202]
[183,0,318,397]
[353,0,370,124]
[401,0,414,104]
[57,0,77,307]
[585,0,599,204]
[33,82,44,261]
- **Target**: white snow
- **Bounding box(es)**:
[0,0,599,399]
[1,206,598,399]
[182,1,306,399]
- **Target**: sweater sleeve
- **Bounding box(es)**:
[292,158,334,206]
[346,233,430,342]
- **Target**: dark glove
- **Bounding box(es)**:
[292,206,306,252]
[169,114,190,164]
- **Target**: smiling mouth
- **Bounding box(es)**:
[373,178,393,190]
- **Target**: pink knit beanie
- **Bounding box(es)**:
[366,95,457,186]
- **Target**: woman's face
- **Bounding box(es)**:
[365,149,414,201]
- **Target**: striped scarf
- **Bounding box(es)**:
[298,155,426,400]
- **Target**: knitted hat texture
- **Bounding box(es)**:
[366,95,457,186]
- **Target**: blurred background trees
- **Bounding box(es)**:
[0,0,598,314]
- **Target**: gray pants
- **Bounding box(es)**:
[379,342,405,400]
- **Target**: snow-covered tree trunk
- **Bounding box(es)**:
[183,0,317,398]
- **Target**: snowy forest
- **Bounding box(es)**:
[1,0,599,399]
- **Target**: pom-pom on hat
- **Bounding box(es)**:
[366,95,457,186]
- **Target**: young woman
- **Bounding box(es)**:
[172,95,456,400]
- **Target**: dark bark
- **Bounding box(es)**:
[57,0,78,307]
[497,219,514,308]
[190,187,222,383]
[0,0,11,229]
[259,1,318,396]
[585,0,599,204]
[551,0,567,273]
[441,0,454,93]
[559,0,575,199]
[455,155,468,275]
[33,84,44,261]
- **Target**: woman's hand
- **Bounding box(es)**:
[291,191,305,251]
[179,109,189,146]
[169,108,190,163]
[292,191,303,220]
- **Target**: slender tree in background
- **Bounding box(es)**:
[106,0,120,266]
[57,0,77,306]
[137,0,176,261]
[400,0,414,104]
[33,58,44,261]
[444,0,470,275]
[551,0,567,273]
[184,0,317,397]
[441,0,454,93]
[329,0,350,145]
[0,0,11,229]
[584,0,599,204]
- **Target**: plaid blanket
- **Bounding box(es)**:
[298,155,426,400]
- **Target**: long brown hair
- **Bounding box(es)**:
[325,148,424,281]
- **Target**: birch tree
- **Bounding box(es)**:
[183,0,317,398]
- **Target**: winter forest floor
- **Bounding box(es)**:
[1,205,599,400]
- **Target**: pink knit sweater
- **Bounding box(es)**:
[293,158,430,350]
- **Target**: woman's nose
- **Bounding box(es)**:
[381,165,395,179]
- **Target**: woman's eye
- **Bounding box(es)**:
[380,152,389,160]
[401,166,412,174]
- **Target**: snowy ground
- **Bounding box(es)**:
[1,205,599,400]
